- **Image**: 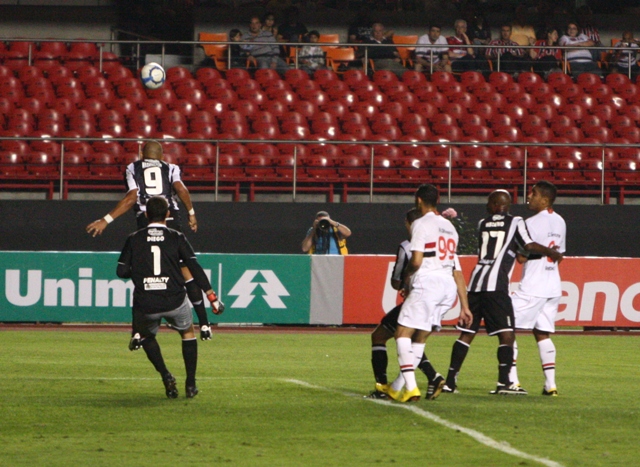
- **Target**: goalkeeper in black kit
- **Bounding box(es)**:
[117,196,224,399]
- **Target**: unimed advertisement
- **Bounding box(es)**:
[343,256,640,328]
[0,252,311,324]
[201,254,311,324]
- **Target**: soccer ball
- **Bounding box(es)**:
[140,62,166,89]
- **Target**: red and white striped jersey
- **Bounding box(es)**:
[517,209,566,298]
[409,211,461,276]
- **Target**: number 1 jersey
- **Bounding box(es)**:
[117,224,210,313]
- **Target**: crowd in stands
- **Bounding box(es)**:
[205,4,639,82]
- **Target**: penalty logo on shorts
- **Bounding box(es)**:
[227,270,290,308]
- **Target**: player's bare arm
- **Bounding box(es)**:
[453,270,472,327]
[86,189,138,237]
[524,242,564,263]
[172,180,197,233]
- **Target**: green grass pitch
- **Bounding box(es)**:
[0,329,638,466]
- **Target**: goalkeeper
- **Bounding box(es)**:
[117,196,224,399]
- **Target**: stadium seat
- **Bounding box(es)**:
[350,102,378,119]
[459,71,484,89]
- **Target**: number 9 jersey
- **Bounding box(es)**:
[125,158,182,215]
[409,211,461,276]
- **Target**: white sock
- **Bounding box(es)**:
[538,338,557,390]
[390,373,404,392]
[509,340,520,385]
[411,342,426,370]
[396,337,417,391]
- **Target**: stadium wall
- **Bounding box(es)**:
[2,252,639,327]
[0,200,639,257]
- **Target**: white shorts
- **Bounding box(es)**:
[398,273,457,332]
[511,291,560,333]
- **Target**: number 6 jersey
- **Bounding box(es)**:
[125,158,182,214]
[409,211,461,276]
[517,208,566,298]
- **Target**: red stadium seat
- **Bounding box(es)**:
[402,70,427,88]
[460,71,485,90]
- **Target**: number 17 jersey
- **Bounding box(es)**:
[468,213,534,293]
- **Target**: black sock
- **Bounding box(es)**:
[446,340,470,388]
[185,280,209,327]
[418,353,437,381]
[142,336,169,378]
[182,338,198,387]
[497,344,514,385]
[371,345,388,385]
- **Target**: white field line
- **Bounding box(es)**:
[283,378,564,467]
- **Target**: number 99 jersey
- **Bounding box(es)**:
[125,159,182,214]
[409,211,461,276]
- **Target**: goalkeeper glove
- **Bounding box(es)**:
[207,292,225,315]
[128,333,142,351]
[200,325,212,341]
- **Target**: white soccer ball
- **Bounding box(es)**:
[140,62,166,89]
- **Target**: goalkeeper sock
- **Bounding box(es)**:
[182,338,198,387]
[142,336,169,378]
[185,279,208,327]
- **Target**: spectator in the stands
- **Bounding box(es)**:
[510,5,536,47]
[299,30,326,74]
[559,22,602,78]
[486,24,528,75]
[468,12,492,57]
[361,22,406,77]
[348,8,373,44]
[415,25,451,73]
[277,7,308,43]
[447,19,490,73]
[577,5,602,61]
[243,16,288,71]
[530,27,562,75]
[609,31,640,78]
[229,29,249,69]
[262,12,279,39]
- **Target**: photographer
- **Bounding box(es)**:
[301,211,351,255]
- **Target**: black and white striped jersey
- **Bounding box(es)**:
[467,213,534,293]
[391,240,411,283]
[125,159,182,214]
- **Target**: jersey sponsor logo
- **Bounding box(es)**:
[142,160,162,168]
[227,270,290,309]
[144,283,167,290]
[143,277,169,284]
[147,228,164,236]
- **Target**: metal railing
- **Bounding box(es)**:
[1,136,635,204]
[4,37,637,78]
